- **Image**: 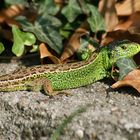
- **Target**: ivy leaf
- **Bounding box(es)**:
[5,0,27,5]
[12,25,36,57]
[77,37,93,61]
[87,4,105,33]
[116,57,137,80]
[0,42,5,54]
[16,16,63,54]
[30,45,38,53]
[61,0,82,22]
[38,0,59,15]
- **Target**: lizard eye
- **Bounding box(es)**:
[120,45,127,50]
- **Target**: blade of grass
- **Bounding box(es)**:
[50,104,92,140]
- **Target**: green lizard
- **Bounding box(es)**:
[0,40,139,95]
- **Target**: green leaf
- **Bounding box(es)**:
[77,36,98,61]
[37,13,62,28]
[116,57,137,80]
[87,4,105,33]
[0,42,5,54]
[60,19,83,39]
[12,25,36,57]
[61,0,82,22]
[30,44,38,53]
[16,16,63,54]
[77,49,92,61]
[77,37,90,60]
[5,0,27,5]
[38,0,59,15]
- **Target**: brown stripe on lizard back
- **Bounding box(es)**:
[0,53,97,82]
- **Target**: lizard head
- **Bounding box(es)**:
[110,40,140,63]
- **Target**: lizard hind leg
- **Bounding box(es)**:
[25,77,54,96]
[43,80,71,96]
[26,78,71,96]
[42,79,54,96]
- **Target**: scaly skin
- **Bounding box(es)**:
[0,41,139,94]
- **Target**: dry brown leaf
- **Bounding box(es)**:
[101,30,140,45]
[0,5,24,23]
[99,0,119,31]
[115,0,140,16]
[39,43,61,64]
[114,12,140,34]
[112,68,140,92]
[55,0,65,7]
[60,23,88,61]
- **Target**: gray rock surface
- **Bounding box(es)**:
[0,63,140,140]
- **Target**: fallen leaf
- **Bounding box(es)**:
[114,12,140,34]
[115,0,140,16]
[39,43,61,64]
[55,0,64,7]
[60,23,88,61]
[112,68,140,92]
[99,0,119,31]
[101,30,140,45]
[0,5,24,23]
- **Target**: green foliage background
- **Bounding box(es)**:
[0,0,105,56]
